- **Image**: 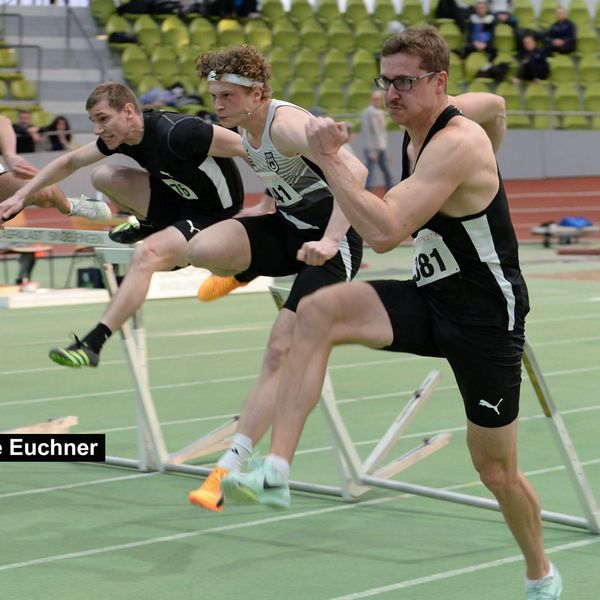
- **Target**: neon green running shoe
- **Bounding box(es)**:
[222,462,291,509]
[108,221,155,244]
[526,565,563,599]
[48,335,99,368]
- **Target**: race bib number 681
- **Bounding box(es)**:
[413,228,460,286]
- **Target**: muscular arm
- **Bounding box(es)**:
[272,108,368,264]
[306,117,480,253]
[208,124,246,158]
[0,115,37,177]
[449,92,507,153]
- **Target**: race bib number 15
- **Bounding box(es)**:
[413,228,460,286]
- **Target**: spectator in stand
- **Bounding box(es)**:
[544,6,576,55]
[513,34,550,83]
[360,91,393,193]
[42,116,77,152]
[488,0,518,29]
[13,110,41,154]
[460,1,497,61]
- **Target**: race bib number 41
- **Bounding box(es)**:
[413,228,460,286]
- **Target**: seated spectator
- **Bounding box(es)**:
[513,34,550,83]
[41,116,77,152]
[435,0,471,32]
[12,110,40,154]
[488,0,518,29]
[544,7,576,55]
[460,1,497,61]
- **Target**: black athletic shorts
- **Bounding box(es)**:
[146,177,240,241]
[369,279,525,428]
[237,211,363,312]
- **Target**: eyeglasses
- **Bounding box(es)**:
[373,72,436,91]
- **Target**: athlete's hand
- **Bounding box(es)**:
[6,155,38,179]
[0,195,25,222]
[297,237,339,266]
[305,117,349,158]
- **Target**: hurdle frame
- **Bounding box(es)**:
[3,226,598,535]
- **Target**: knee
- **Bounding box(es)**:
[475,460,518,500]
[262,335,291,374]
[91,164,115,191]
[130,239,166,271]
[295,291,337,341]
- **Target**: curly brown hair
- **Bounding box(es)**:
[196,44,272,100]
[381,26,450,74]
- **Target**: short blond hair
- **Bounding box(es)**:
[382,26,450,74]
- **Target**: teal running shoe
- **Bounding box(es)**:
[222,461,291,508]
[526,565,562,600]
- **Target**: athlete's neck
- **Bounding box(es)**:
[404,99,449,154]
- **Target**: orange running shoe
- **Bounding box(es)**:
[197,275,247,302]
[188,466,229,512]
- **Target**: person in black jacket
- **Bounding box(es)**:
[544,6,576,55]
[514,34,550,83]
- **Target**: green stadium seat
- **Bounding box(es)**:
[315,78,345,114]
[286,78,314,107]
[344,0,370,30]
[567,0,593,29]
[136,28,162,55]
[0,47,18,68]
[268,47,295,83]
[271,18,301,53]
[327,20,355,55]
[136,75,163,95]
[513,0,537,29]
[466,79,492,93]
[583,84,600,128]
[372,0,398,29]
[554,84,587,129]
[288,0,316,26]
[293,48,321,85]
[353,21,382,56]
[0,80,8,99]
[133,14,158,34]
[494,23,516,54]
[464,51,489,81]
[163,26,190,50]
[351,49,378,82]
[345,78,373,112]
[579,55,600,87]
[495,81,530,128]
[322,48,352,84]
[244,21,272,53]
[548,54,577,85]
[299,20,329,55]
[575,26,599,57]
[30,109,55,128]
[315,0,342,26]
[538,0,560,29]
[189,18,217,51]
[11,78,37,100]
[90,0,115,26]
[260,0,286,25]
[150,47,179,88]
[524,82,553,128]
[400,0,425,25]
[121,45,150,87]
[437,21,463,52]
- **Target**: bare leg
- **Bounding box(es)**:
[467,419,550,580]
[187,218,251,275]
[100,227,188,332]
[235,309,297,444]
[91,164,151,219]
[269,281,394,462]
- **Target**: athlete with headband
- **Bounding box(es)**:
[186,44,367,511]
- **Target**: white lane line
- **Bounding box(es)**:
[0,472,157,499]
[325,537,600,600]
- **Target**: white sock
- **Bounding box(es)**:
[217,433,253,472]
[266,454,290,480]
[526,562,555,587]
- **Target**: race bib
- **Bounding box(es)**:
[257,171,303,207]
[161,178,198,200]
[412,228,460,286]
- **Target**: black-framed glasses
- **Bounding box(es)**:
[373,72,437,91]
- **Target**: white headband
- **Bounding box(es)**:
[207,70,262,87]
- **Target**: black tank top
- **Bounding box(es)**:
[402,106,529,332]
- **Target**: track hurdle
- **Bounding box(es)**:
[4,226,598,534]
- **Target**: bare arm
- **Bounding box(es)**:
[0,115,37,178]
[272,108,368,264]
[449,92,507,153]
[208,124,246,158]
[305,117,473,253]
[0,141,105,219]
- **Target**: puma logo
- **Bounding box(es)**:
[479,398,503,415]
[186,220,201,235]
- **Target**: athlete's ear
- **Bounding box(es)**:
[436,71,448,95]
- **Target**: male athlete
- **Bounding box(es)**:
[222,29,562,600]
[186,45,366,510]
[2,82,246,367]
